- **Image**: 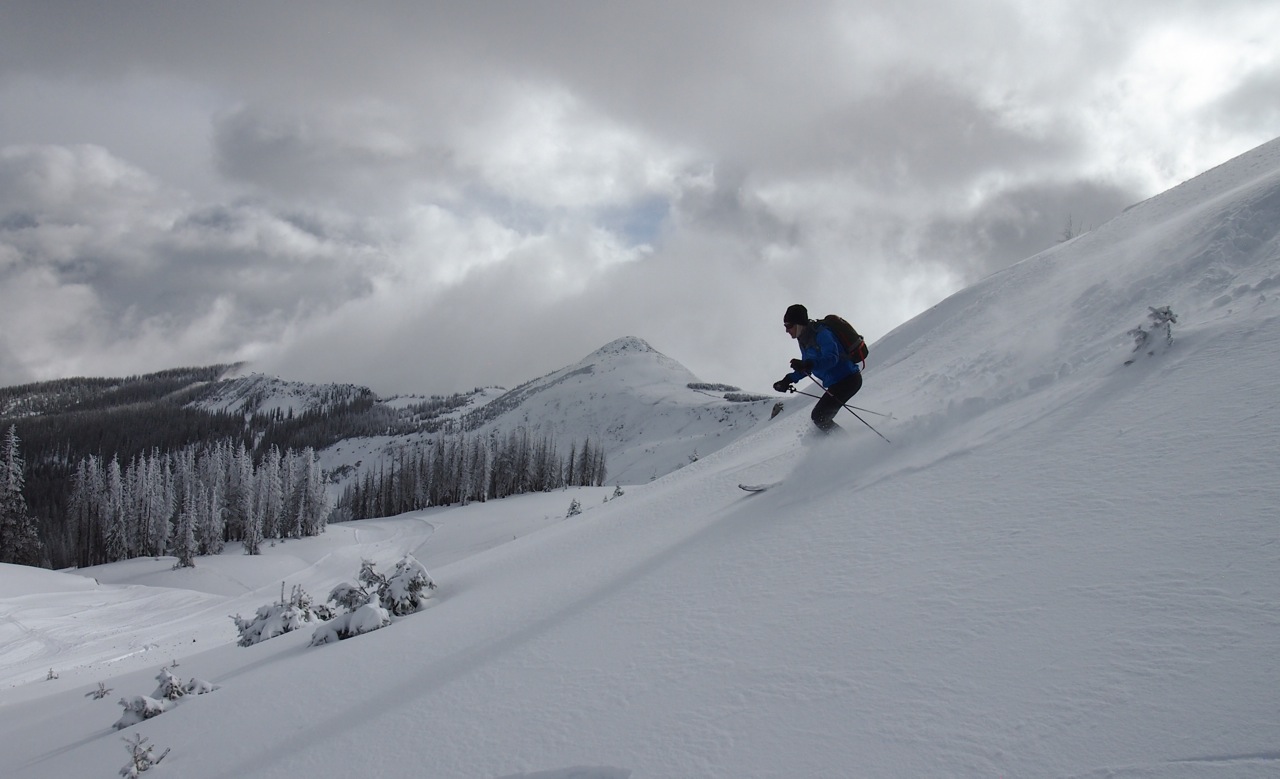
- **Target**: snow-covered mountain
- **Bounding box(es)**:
[458,335,773,482]
[2,136,1278,778]
[313,335,774,493]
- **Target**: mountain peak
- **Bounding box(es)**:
[589,336,657,357]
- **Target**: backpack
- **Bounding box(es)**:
[818,314,869,367]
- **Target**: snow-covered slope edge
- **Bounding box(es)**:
[864,135,1280,466]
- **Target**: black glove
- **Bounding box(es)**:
[790,359,813,373]
[773,378,793,393]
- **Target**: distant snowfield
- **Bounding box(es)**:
[2,138,1279,778]
[0,491,582,695]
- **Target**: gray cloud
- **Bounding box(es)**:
[1214,67,1280,133]
[211,105,464,208]
[918,179,1141,280]
[1,1,1276,393]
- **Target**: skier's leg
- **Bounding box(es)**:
[811,373,862,433]
[811,394,842,433]
[833,372,862,404]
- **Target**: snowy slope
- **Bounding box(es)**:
[1,137,1278,778]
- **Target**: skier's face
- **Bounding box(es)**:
[784,322,801,339]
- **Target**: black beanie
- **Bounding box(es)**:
[784,304,809,325]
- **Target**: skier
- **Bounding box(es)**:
[773,304,862,433]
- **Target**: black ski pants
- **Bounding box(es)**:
[812,372,863,433]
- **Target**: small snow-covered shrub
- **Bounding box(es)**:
[114,696,168,730]
[119,733,169,777]
[327,581,370,612]
[152,668,185,701]
[310,603,391,645]
[1126,305,1178,364]
[309,556,436,645]
[380,555,437,616]
[114,667,217,729]
[567,498,582,517]
[87,681,113,700]
[360,556,436,613]
[232,584,331,647]
[185,677,219,695]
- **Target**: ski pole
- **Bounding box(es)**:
[791,378,891,443]
[787,389,893,419]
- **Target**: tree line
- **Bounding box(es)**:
[63,438,330,568]
[4,421,609,568]
[2,366,613,568]
[6,373,417,568]
[340,430,607,520]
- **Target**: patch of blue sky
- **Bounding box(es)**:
[596,195,670,248]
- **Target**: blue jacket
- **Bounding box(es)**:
[786,323,861,386]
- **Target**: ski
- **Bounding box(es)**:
[738,482,780,493]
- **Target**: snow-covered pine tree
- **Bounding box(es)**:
[290,447,328,536]
[240,445,263,555]
[0,425,45,566]
[283,449,306,538]
[67,455,104,566]
[152,455,174,556]
[134,449,170,558]
[222,442,249,543]
[456,435,473,506]
[593,447,608,487]
[198,477,225,555]
[380,555,436,615]
[123,455,142,558]
[306,447,329,533]
[259,446,285,540]
[133,452,151,557]
[172,487,198,569]
[564,441,577,486]
[531,435,559,492]
[470,435,490,504]
[103,455,128,563]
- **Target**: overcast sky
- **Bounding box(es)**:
[1,1,1277,396]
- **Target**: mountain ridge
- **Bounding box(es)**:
[1,334,775,566]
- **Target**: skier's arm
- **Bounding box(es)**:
[788,330,840,383]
